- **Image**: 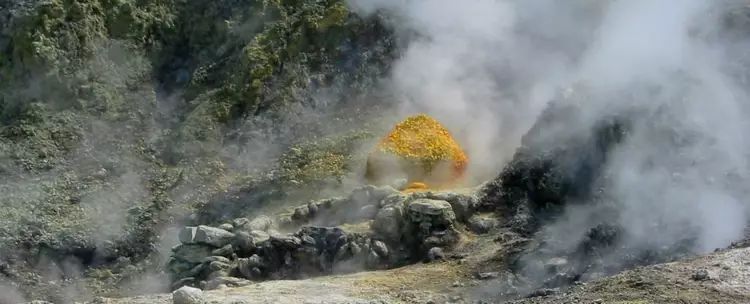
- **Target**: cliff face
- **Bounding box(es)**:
[0,0,397,301]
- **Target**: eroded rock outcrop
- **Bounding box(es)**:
[168,185,483,290]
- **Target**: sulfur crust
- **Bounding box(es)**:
[368,114,468,189]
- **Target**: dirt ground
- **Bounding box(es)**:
[92,230,750,304]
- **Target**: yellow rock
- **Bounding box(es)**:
[365,114,468,190]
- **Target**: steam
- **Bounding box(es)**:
[573,0,750,253]
[349,0,605,184]
[349,0,750,290]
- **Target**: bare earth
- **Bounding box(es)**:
[94,231,750,304]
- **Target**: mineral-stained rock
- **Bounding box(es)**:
[365,114,468,188]
[172,286,205,304]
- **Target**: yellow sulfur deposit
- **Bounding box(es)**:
[366,114,468,190]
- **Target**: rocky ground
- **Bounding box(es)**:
[6,1,750,303]
[92,225,750,304]
[64,180,750,304]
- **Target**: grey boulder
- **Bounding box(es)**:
[180,225,235,247]
[172,286,205,304]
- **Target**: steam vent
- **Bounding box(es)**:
[366,114,468,190]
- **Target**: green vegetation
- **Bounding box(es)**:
[0,0,395,300]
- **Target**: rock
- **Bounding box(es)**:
[426,247,445,262]
[292,206,310,222]
[168,258,197,276]
[251,230,271,243]
[201,256,231,264]
[350,242,362,256]
[371,240,389,257]
[308,202,319,216]
[178,227,198,244]
[366,248,382,268]
[391,178,409,190]
[218,223,233,231]
[272,234,302,249]
[544,257,568,272]
[204,276,253,290]
[408,199,456,224]
[248,215,273,231]
[372,204,404,242]
[380,193,408,208]
[527,288,558,298]
[206,270,229,280]
[208,261,231,273]
[173,245,214,264]
[349,186,373,205]
[370,185,399,202]
[428,192,476,221]
[409,199,452,216]
[692,269,710,281]
[179,263,207,279]
[475,272,499,280]
[211,244,234,257]
[467,216,497,234]
[171,277,196,291]
[181,226,235,247]
[194,225,235,247]
[233,231,255,253]
[358,204,379,219]
[232,218,250,230]
[238,255,265,279]
[172,286,204,304]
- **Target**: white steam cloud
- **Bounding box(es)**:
[349,0,597,184]
[348,0,750,285]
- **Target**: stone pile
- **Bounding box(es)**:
[168,185,488,290]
